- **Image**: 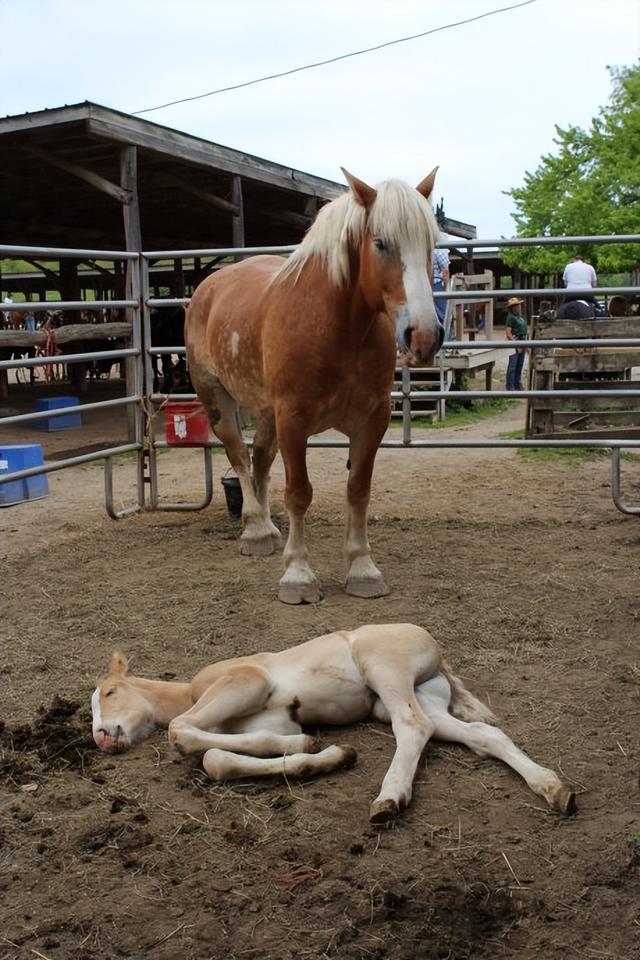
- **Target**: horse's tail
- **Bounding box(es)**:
[441,659,496,724]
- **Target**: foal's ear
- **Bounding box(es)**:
[416,166,439,201]
[109,650,129,676]
[341,168,378,209]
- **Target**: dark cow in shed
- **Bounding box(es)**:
[150,306,191,394]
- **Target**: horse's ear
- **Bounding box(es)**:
[109,650,129,676]
[341,168,378,209]
[416,166,439,201]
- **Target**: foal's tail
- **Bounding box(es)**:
[441,660,496,724]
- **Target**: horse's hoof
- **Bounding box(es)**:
[240,533,276,557]
[345,576,390,599]
[369,798,399,824]
[278,580,323,605]
[552,785,577,816]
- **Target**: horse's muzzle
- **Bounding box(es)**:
[399,322,444,367]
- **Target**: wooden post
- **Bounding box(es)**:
[232,176,244,255]
[120,145,142,437]
[173,258,185,299]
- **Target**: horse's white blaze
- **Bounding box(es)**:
[401,250,438,333]
[91,688,102,734]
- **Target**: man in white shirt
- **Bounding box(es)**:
[563,255,597,291]
[560,255,600,316]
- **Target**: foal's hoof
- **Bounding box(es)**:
[552,785,577,816]
[337,745,358,769]
[369,798,399,825]
[278,580,323,605]
[345,575,390,599]
[240,533,277,557]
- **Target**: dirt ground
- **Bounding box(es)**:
[1,396,639,960]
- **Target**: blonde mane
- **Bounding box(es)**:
[276,179,441,287]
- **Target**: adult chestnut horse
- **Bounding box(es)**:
[185,169,444,604]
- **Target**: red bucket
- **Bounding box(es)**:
[164,402,210,446]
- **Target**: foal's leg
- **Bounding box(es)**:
[359,658,435,823]
[415,678,576,815]
[168,667,317,758]
[203,744,357,781]
[276,412,322,604]
[344,407,390,598]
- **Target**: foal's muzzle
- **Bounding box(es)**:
[94,726,126,753]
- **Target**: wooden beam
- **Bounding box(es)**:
[441,216,476,239]
[0,322,132,349]
[267,208,312,230]
[23,144,131,204]
[86,113,344,198]
[22,259,60,284]
[158,173,238,215]
[537,317,640,339]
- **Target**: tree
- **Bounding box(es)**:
[502,63,640,276]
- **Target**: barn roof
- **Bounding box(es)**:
[0,101,346,250]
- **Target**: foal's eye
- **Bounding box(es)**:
[105,688,116,698]
[373,237,387,253]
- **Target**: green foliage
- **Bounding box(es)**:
[503,63,640,274]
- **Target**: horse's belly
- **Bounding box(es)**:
[268,665,375,726]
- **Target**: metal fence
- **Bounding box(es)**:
[1,234,640,518]
[0,244,145,518]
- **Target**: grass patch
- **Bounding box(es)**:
[410,398,517,430]
[498,428,604,461]
[497,429,640,462]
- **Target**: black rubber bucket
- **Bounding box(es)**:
[221,475,243,518]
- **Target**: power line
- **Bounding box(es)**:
[133,0,538,116]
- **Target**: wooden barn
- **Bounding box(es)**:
[0,101,352,301]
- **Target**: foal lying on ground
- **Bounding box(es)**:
[92,623,576,823]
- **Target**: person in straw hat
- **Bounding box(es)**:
[505,297,527,391]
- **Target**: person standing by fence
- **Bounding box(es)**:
[432,246,450,339]
[505,297,527,391]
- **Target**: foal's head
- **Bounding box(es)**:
[91,651,156,752]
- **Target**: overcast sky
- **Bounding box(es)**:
[1,0,639,238]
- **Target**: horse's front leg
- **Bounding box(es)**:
[276,414,322,604]
[344,408,390,598]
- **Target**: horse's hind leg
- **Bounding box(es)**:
[250,413,282,551]
[191,361,277,555]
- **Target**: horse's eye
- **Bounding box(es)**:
[105,688,116,698]
[373,238,387,253]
